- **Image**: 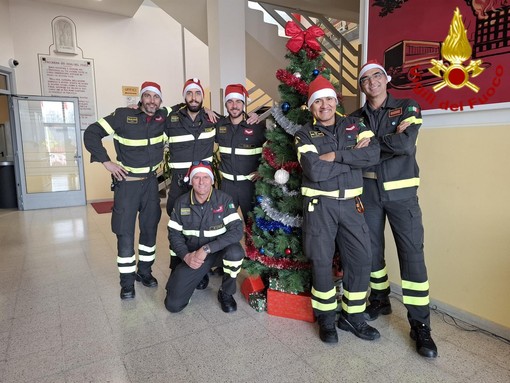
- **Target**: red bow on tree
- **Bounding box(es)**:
[285,21,324,53]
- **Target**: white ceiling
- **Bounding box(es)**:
[29,0,359,20]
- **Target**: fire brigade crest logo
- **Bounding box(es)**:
[429,7,485,92]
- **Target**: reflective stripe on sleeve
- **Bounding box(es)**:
[98,118,115,135]
[203,227,227,237]
[357,130,375,141]
[168,220,183,231]
[223,212,241,225]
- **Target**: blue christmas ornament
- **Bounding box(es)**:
[312,69,320,76]
[260,248,265,255]
[281,102,291,114]
[256,195,263,204]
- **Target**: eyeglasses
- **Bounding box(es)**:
[359,71,385,86]
[191,160,212,166]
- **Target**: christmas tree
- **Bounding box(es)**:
[243,21,344,298]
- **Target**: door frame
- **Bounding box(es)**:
[10,95,86,210]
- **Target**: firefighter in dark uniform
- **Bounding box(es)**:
[164,161,244,313]
[166,78,216,217]
[295,76,381,344]
[216,84,265,223]
[351,61,437,358]
[84,81,167,300]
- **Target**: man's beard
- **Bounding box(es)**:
[186,100,203,113]
[228,108,242,119]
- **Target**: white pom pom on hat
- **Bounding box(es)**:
[182,78,205,98]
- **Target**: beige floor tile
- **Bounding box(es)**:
[0,205,508,383]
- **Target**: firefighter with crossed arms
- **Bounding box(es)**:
[295,76,381,344]
[350,61,437,358]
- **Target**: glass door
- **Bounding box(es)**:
[11,95,86,210]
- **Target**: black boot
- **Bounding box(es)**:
[410,321,438,358]
[217,289,237,313]
[135,272,158,288]
[120,285,135,300]
[337,312,380,340]
[317,313,338,344]
[196,274,209,290]
[363,298,392,321]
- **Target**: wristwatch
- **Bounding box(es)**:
[202,244,211,254]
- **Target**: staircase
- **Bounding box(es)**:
[152,0,360,113]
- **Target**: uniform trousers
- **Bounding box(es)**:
[220,179,255,223]
[303,196,372,323]
[164,243,244,312]
[363,178,430,326]
[166,170,190,216]
[111,175,161,288]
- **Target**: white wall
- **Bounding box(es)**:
[0,0,15,66]
[1,0,210,201]
[2,0,210,114]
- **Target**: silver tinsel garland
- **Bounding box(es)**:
[260,196,302,228]
[265,179,300,197]
[270,104,303,136]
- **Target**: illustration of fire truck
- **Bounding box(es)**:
[384,40,442,89]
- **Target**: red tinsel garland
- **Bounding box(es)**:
[275,69,309,96]
[263,146,300,172]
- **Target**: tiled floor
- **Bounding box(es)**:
[0,205,509,383]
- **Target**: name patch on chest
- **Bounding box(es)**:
[127,116,138,124]
[218,126,228,134]
[309,131,325,138]
[170,115,180,123]
[180,207,191,216]
[388,108,402,118]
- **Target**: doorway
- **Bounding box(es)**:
[0,66,86,210]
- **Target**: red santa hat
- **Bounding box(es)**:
[182,78,204,98]
[224,83,249,103]
[307,76,338,108]
[184,161,214,184]
[359,60,392,82]
[140,81,162,100]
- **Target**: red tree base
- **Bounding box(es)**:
[267,289,315,323]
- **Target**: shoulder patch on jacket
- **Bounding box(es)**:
[389,108,402,118]
[127,116,138,124]
[407,105,420,114]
